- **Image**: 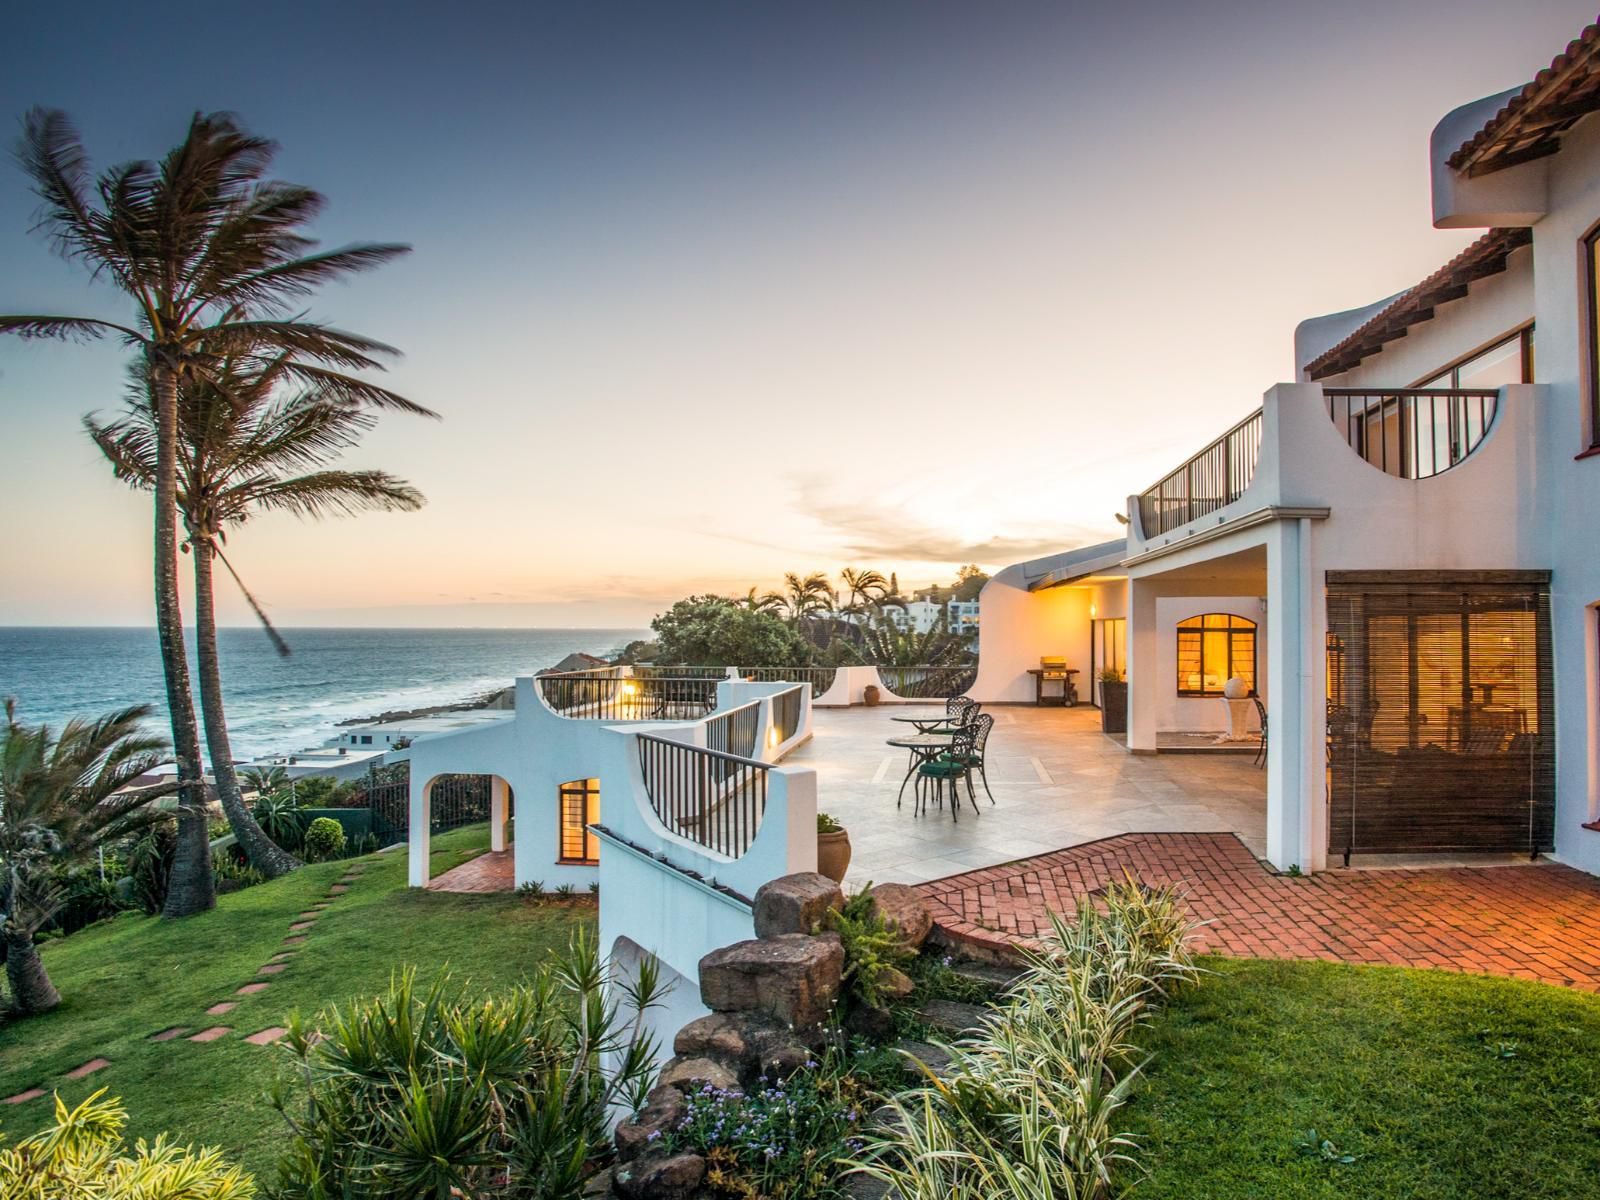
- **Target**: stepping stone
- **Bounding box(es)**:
[257,963,288,975]
[916,999,990,1037]
[205,1002,237,1016]
[150,1027,190,1042]
[188,1027,232,1043]
[66,1058,110,1078]
[282,935,307,946]
[328,884,349,894]
[288,921,314,932]
[3,1088,44,1105]
[948,961,1026,993]
[894,1039,954,1079]
[296,911,321,920]
[235,982,270,995]
[268,951,295,962]
[244,1026,289,1046]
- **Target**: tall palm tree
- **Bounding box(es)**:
[838,567,890,615]
[740,587,786,615]
[3,109,413,916]
[780,572,836,622]
[0,701,176,1014]
[87,356,431,878]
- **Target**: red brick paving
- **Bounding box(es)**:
[427,850,514,893]
[919,832,1600,991]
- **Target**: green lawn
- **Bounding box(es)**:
[0,826,590,1176]
[1127,956,1600,1199]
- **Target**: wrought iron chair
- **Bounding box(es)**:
[1252,696,1268,768]
[943,712,995,806]
[916,723,981,821]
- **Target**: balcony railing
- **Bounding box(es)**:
[637,733,768,858]
[737,666,838,699]
[537,669,718,721]
[1325,388,1498,480]
[771,684,804,744]
[1138,408,1264,538]
[705,699,760,762]
[877,665,977,699]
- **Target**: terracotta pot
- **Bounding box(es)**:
[817,829,852,883]
[863,685,880,707]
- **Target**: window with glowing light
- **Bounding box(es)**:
[1176,614,1256,697]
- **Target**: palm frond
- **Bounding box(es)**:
[280,360,437,417]
[208,243,412,312]
[213,545,292,659]
[240,470,425,520]
[0,315,140,342]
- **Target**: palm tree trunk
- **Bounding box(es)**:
[151,360,215,919]
[192,539,301,878]
[4,928,60,1015]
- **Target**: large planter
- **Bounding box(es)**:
[817,830,852,883]
[1100,680,1128,735]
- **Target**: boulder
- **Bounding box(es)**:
[613,1152,706,1200]
[753,872,844,938]
[866,883,934,950]
[759,1041,816,1081]
[699,933,844,1031]
[673,1011,789,1079]
[655,1056,740,1095]
[877,966,915,1002]
[843,1002,895,1043]
[614,1085,687,1163]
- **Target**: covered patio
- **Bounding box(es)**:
[786,704,1265,886]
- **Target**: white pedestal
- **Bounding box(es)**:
[1221,698,1253,741]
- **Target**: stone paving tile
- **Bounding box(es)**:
[3,1087,44,1105]
[235,982,270,995]
[920,831,1600,991]
[257,963,288,975]
[188,1027,232,1042]
[427,849,514,893]
[149,1027,190,1042]
[244,1026,289,1046]
[65,1058,110,1078]
[205,1002,237,1015]
[282,935,307,946]
[288,920,315,931]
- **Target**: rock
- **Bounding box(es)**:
[759,1041,816,1080]
[877,966,915,1002]
[673,1011,788,1074]
[613,1152,706,1199]
[614,1085,687,1163]
[947,960,1026,994]
[753,872,844,938]
[866,883,934,950]
[844,1002,896,1043]
[916,998,988,1037]
[699,933,844,1030]
[656,1056,741,1095]
[894,1039,954,1079]
[581,1166,614,1196]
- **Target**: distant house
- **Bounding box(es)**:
[543,651,612,674]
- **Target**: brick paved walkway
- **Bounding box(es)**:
[919,833,1600,990]
[427,849,514,892]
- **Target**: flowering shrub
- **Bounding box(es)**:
[667,1047,887,1200]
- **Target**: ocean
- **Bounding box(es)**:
[0,627,648,759]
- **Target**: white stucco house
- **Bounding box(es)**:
[974,19,1600,879]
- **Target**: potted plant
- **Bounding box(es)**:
[816,812,851,882]
[1099,667,1128,734]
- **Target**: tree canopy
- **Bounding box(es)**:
[650,596,812,667]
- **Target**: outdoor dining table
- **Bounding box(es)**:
[889,713,960,733]
[887,731,959,817]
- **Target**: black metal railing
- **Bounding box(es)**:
[1325,388,1498,480]
[876,665,977,699]
[737,666,838,699]
[705,699,761,762]
[1138,408,1264,537]
[771,685,804,744]
[637,733,769,858]
[537,669,718,721]
[360,761,492,840]
[632,665,731,681]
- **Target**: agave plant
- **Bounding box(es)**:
[249,793,305,854]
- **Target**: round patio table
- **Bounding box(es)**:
[887,732,958,817]
[890,713,960,733]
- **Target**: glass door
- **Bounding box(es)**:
[1090,618,1126,706]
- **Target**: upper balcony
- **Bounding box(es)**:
[1128,382,1542,560]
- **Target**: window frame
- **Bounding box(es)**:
[1586,223,1600,449]
[557,777,600,865]
[1175,613,1258,698]
[1408,323,1533,391]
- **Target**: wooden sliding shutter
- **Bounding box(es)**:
[1326,572,1553,860]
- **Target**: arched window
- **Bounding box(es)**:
[1176,614,1257,697]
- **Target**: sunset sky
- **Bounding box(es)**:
[2,0,1592,628]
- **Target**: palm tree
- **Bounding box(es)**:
[857,608,973,669]
[86,356,431,878]
[0,701,176,1014]
[741,587,785,615]
[239,764,288,798]
[4,109,413,916]
[838,567,890,615]
[780,572,836,622]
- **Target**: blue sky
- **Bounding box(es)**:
[2,0,1594,626]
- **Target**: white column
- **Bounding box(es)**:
[408,774,431,887]
[490,777,509,852]
[1126,577,1159,752]
[1264,521,1308,871]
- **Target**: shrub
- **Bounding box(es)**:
[269,934,662,1198]
[213,852,267,894]
[251,793,305,853]
[125,819,178,915]
[301,817,346,863]
[827,887,914,1010]
[0,1088,254,1197]
[47,867,127,936]
[817,812,843,835]
[848,876,1197,1200]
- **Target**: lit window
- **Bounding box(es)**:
[558,778,600,865]
[1176,614,1257,697]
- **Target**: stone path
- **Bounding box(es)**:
[427,849,514,892]
[1,857,372,1107]
[920,832,1600,990]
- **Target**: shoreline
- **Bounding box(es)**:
[333,684,517,728]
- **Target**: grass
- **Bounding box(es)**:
[1126,956,1600,1198]
[0,825,590,1176]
